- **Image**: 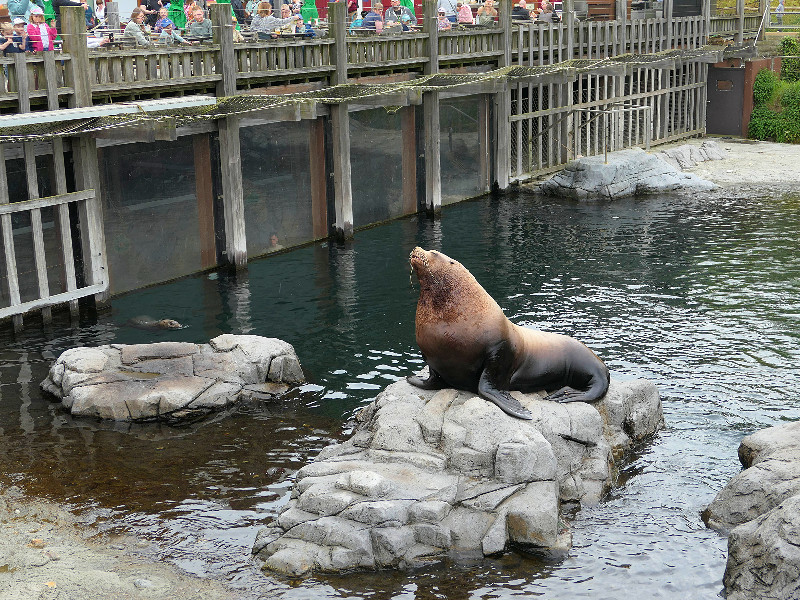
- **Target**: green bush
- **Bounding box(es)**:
[780,37,800,82]
[753,68,780,106]
[748,105,779,139]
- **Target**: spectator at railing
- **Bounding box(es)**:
[385,0,416,28]
[230,0,249,25]
[535,1,558,22]
[166,0,188,30]
[245,0,259,22]
[437,7,451,29]
[94,0,105,23]
[362,2,383,30]
[26,6,56,49]
[8,0,44,23]
[250,0,300,36]
[457,1,474,23]
[186,6,212,38]
[155,6,190,43]
[438,0,457,22]
[350,9,367,29]
[776,0,784,30]
[141,0,162,27]
[347,0,359,20]
[123,6,151,45]
[1,21,26,54]
[512,0,531,20]
[279,3,300,31]
[476,0,497,25]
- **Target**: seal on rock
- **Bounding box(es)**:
[407,247,610,420]
[124,316,184,331]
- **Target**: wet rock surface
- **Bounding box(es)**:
[40,335,304,423]
[254,377,663,575]
[537,143,723,200]
[704,422,800,600]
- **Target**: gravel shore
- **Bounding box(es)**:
[0,135,796,599]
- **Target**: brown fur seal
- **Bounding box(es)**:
[408,247,610,420]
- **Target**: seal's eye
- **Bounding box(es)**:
[450,261,454,264]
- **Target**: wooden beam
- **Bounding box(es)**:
[330,103,353,241]
[217,116,248,267]
[194,134,217,269]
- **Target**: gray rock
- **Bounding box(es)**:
[40,336,304,424]
[255,376,662,574]
[538,147,717,201]
[724,494,800,600]
[705,421,800,600]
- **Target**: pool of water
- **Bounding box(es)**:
[2,189,800,598]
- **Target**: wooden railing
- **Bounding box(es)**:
[90,46,221,97]
[0,3,763,114]
[0,190,107,326]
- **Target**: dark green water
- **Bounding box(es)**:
[2,189,800,598]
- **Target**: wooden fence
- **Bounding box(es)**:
[0,3,763,113]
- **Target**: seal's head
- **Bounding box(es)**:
[157,319,183,329]
[409,247,463,289]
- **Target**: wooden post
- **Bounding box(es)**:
[736,0,745,45]
[106,1,120,30]
[330,103,353,241]
[61,6,92,108]
[663,0,673,49]
[72,136,109,304]
[424,0,438,75]
[52,138,80,319]
[493,83,511,189]
[309,119,328,238]
[218,116,248,267]
[194,135,217,269]
[0,145,22,331]
[401,106,417,214]
[329,1,347,85]
[564,0,575,59]
[478,96,490,192]
[422,0,441,214]
[212,3,237,97]
[616,0,627,54]
[498,0,511,68]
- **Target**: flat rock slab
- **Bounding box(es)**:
[704,422,800,600]
[40,334,304,424]
[537,144,720,201]
[253,377,663,576]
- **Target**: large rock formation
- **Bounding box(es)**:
[704,422,800,600]
[537,145,720,201]
[40,335,304,424]
[253,377,663,576]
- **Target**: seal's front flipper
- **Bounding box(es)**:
[478,372,533,420]
[407,367,447,390]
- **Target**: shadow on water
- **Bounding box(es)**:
[2,190,800,598]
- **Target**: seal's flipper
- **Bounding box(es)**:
[545,386,595,403]
[407,367,447,390]
[478,372,533,420]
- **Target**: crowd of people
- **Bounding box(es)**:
[0,0,562,54]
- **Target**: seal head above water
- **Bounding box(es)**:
[407,247,610,420]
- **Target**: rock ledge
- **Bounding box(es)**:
[253,377,662,575]
[40,334,304,423]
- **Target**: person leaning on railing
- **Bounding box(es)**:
[26,5,57,50]
[248,1,300,37]
[123,6,151,45]
[476,0,498,25]
[535,1,559,22]
[384,0,417,29]
[186,6,212,39]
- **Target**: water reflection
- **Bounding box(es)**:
[1,190,800,599]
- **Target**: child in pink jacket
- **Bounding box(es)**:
[26,6,57,51]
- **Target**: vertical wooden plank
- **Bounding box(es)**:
[0,144,22,330]
[51,138,79,318]
[309,118,328,237]
[193,134,217,269]
[13,53,29,113]
[330,103,354,236]
[30,208,51,322]
[217,116,247,265]
[62,6,93,108]
[400,106,418,214]
[43,51,59,111]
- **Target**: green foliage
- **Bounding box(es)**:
[753,68,780,106]
[780,37,800,82]
[749,80,800,143]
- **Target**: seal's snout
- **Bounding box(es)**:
[409,247,427,270]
